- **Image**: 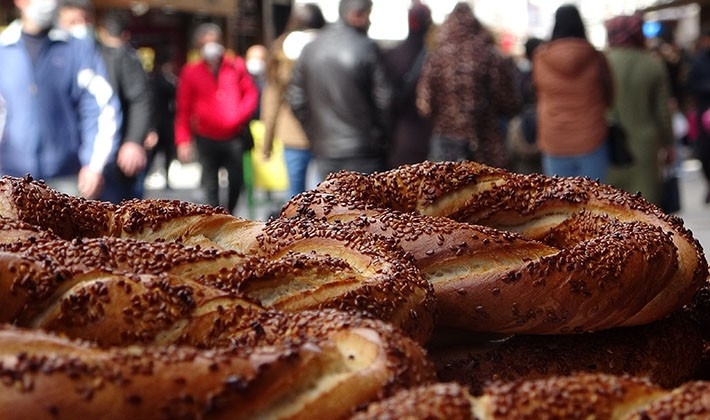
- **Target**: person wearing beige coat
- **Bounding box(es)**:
[261,4,325,199]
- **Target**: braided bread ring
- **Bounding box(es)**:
[353,373,710,419]
[0,308,435,420]
[0,177,435,343]
[282,161,708,334]
[0,233,434,345]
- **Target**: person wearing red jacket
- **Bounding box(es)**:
[175,23,258,214]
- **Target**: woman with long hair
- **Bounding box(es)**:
[260,3,326,199]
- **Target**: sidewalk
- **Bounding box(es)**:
[145,158,710,253]
[675,159,710,253]
[143,160,288,221]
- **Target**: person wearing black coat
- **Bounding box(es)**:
[97,9,153,202]
[286,0,393,182]
[382,1,433,169]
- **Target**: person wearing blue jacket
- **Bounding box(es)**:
[0,0,119,199]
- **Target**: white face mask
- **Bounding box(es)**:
[246,59,265,76]
[69,24,91,39]
[25,0,57,30]
[201,42,225,63]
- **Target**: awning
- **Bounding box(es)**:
[643,0,710,12]
[93,0,237,16]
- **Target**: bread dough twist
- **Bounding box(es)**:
[283,161,708,334]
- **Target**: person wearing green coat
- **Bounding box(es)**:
[604,13,675,207]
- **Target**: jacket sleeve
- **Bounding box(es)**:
[231,57,259,129]
[686,54,710,98]
[174,66,194,146]
[492,55,523,117]
[416,55,434,117]
[370,47,394,137]
[598,52,615,108]
[76,43,120,174]
[653,58,675,148]
[286,55,309,126]
[261,78,283,148]
[118,48,153,145]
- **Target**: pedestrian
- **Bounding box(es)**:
[245,43,268,120]
[287,0,393,182]
[382,0,433,169]
[506,36,543,175]
[0,0,118,199]
[416,2,521,168]
[175,23,259,214]
[145,49,178,190]
[95,9,152,202]
[533,3,614,181]
[686,27,710,204]
[604,13,675,208]
[55,0,93,40]
[261,2,325,199]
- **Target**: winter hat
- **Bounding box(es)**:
[408,1,432,33]
[606,13,645,48]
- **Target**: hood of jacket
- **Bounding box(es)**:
[535,38,599,80]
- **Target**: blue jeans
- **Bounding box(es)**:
[542,142,609,182]
[101,161,137,204]
[284,147,312,199]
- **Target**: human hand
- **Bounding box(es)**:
[117,142,147,177]
[177,143,194,163]
[144,131,159,150]
[262,146,272,161]
[78,167,104,199]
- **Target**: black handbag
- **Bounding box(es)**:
[660,167,681,214]
[607,122,634,166]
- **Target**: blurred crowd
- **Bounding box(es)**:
[2,0,710,217]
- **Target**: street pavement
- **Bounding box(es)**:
[674,159,710,254]
[144,157,710,255]
[143,160,289,221]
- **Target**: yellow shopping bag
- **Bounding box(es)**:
[247,120,289,191]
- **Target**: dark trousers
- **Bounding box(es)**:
[195,135,244,213]
[100,161,138,204]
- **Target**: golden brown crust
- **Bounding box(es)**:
[254,217,437,342]
[0,165,706,417]
[429,312,704,394]
[0,312,435,420]
[0,173,439,345]
[0,234,434,345]
[626,381,710,419]
[283,161,708,334]
[476,373,666,419]
[0,238,261,334]
[110,198,266,253]
[351,382,476,420]
[356,373,709,420]
[0,216,58,245]
[0,175,114,239]
[209,309,437,396]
